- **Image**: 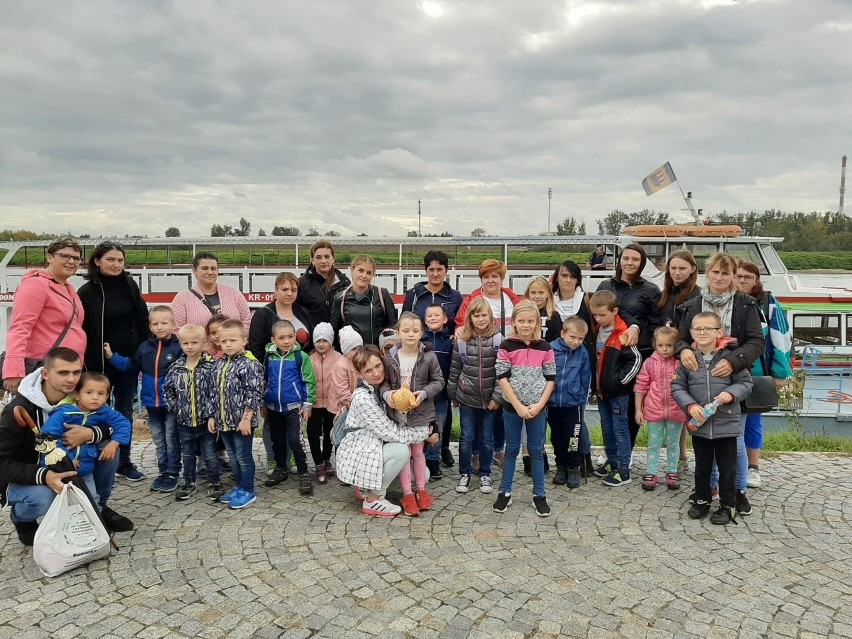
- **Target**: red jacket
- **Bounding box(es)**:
[633,351,686,423]
[454,287,521,334]
[2,270,86,378]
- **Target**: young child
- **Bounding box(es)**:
[672,312,753,525]
[263,320,316,495]
[382,312,444,516]
[494,300,556,517]
[206,313,228,359]
[634,326,686,492]
[421,304,453,481]
[588,290,641,487]
[548,316,591,489]
[328,326,363,414]
[208,319,264,510]
[107,305,183,493]
[308,322,342,485]
[163,323,222,501]
[40,373,131,499]
[379,328,398,355]
[447,297,502,496]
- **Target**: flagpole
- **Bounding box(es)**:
[674,182,700,224]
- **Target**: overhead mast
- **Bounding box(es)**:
[840,155,847,216]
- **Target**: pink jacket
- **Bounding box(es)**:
[310,349,343,411]
[634,352,686,423]
[2,270,87,378]
[171,283,251,331]
[327,355,358,414]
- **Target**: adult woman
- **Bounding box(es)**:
[658,249,700,472]
[298,241,351,324]
[248,272,315,361]
[335,345,429,517]
[171,252,251,331]
[330,255,396,346]
[78,241,150,482]
[2,238,86,395]
[676,252,765,516]
[735,259,793,488]
[550,259,596,475]
[596,243,662,447]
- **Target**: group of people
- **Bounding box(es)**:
[0,237,793,544]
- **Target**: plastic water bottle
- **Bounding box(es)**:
[687,398,721,432]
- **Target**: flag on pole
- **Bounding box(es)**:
[642,162,677,196]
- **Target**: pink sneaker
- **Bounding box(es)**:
[641,474,657,491]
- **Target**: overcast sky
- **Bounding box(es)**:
[1,0,850,238]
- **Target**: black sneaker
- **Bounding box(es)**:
[565,467,581,490]
[602,470,631,487]
[593,462,612,478]
[688,500,712,519]
[492,492,513,513]
[441,447,455,468]
[116,464,145,481]
[207,483,225,500]
[736,490,753,515]
[710,505,738,525]
[553,466,567,485]
[298,473,314,495]
[533,495,551,518]
[101,506,134,532]
[13,520,39,546]
[175,483,197,501]
[426,459,442,481]
[264,467,288,487]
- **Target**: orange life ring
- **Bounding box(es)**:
[623,225,687,237]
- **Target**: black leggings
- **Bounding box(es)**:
[267,409,308,474]
[306,408,334,465]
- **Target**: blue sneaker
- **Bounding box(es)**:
[150,474,166,491]
[229,490,257,510]
[159,474,179,492]
[116,464,146,482]
[219,487,242,504]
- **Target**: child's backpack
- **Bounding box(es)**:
[456,333,503,366]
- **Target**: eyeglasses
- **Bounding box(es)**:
[735,274,756,281]
[691,326,721,334]
[97,241,124,251]
[52,252,83,264]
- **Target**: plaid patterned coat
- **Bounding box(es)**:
[335,380,429,492]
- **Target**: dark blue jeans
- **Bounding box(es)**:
[147,407,181,476]
[502,409,547,496]
[459,405,494,476]
[105,366,138,468]
[492,407,505,452]
[599,395,631,473]
[220,430,256,493]
[267,409,308,474]
[425,392,449,463]
[178,425,219,484]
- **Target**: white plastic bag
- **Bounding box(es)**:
[32,483,111,577]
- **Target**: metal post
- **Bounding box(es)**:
[547,188,552,235]
[418,199,422,237]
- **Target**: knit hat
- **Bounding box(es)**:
[378,329,398,352]
[339,326,363,355]
[313,322,334,346]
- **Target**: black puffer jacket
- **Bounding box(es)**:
[298,266,351,325]
[676,292,765,373]
[329,285,397,347]
[660,284,700,328]
[78,272,150,372]
[596,277,662,357]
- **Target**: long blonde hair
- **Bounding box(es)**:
[459,297,497,341]
[523,276,556,317]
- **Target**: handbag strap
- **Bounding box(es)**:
[189,289,218,315]
[50,292,78,351]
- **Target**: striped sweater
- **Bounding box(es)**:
[495,336,556,410]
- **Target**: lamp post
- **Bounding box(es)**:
[547,188,552,235]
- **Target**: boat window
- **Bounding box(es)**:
[634,243,665,270]
[792,314,841,352]
[847,315,852,347]
[760,244,788,274]
[722,243,768,274]
[678,242,720,272]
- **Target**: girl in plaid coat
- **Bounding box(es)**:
[335,345,429,517]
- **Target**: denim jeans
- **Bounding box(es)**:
[492,407,505,452]
[711,415,748,491]
[458,405,494,476]
[598,395,631,473]
[147,407,181,476]
[105,366,138,468]
[501,409,547,496]
[425,393,449,463]
[178,424,219,484]
[220,430,256,493]
[7,440,118,522]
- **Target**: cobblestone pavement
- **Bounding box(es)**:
[1,442,850,639]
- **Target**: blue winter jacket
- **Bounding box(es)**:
[548,337,592,408]
[41,401,131,475]
[108,335,182,409]
[263,343,316,414]
[421,327,453,382]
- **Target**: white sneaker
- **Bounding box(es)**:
[456,474,471,493]
[746,467,762,488]
[362,498,401,517]
[479,476,494,494]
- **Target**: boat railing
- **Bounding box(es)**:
[799,346,852,420]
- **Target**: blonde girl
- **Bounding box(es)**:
[524,277,562,346]
[493,300,556,517]
[446,297,503,495]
